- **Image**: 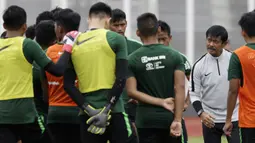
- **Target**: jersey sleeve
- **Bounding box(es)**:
[174,52,185,72]
[127,55,135,78]
[23,38,51,68]
[182,55,192,76]
[228,53,242,80]
[106,31,128,60]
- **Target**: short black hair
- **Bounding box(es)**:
[137,13,158,37]
[158,20,171,36]
[111,9,126,23]
[55,8,81,32]
[238,12,255,38]
[25,25,36,39]
[35,20,56,47]
[89,2,112,18]
[206,25,228,43]
[1,31,6,38]
[3,5,27,30]
[51,7,63,20]
[36,11,54,25]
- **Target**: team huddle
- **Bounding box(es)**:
[0,1,255,143]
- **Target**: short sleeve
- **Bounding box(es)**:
[106,31,128,60]
[23,38,51,68]
[228,53,242,80]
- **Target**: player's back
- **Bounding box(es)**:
[46,43,77,107]
[71,29,126,94]
[0,37,33,100]
[128,44,183,103]
[234,44,255,127]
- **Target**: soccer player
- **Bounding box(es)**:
[224,12,255,143]
[0,5,72,143]
[33,20,57,143]
[109,8,142,137]
[126,13,185,143]
[158,20,191,143]
[190,25,240,143]
[63,2,137,143]
[43,9,82,143]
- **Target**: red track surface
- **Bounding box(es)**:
[185,117,203,137]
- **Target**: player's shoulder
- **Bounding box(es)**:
[126,38,143,46]
[23,38,40,49]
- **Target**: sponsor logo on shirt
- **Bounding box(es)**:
[141,55,166,71]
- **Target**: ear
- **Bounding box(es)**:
[157,26,161,33]
[241,30,246,38]
[136,29,140,37]
[3,24,7,30]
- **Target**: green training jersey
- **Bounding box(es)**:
[0,38,51,124]
[128,44,185,129]
[73,30,127,113]
[122,38,142,104]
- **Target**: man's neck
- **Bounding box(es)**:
[142,36,158,45]
[245,37,255,44]
[88,19,106,30]
[6,31,22,38]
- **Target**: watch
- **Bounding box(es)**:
[197,109,204,117]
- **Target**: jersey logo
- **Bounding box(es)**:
[204,72,212,76]
[0,44,11,52]
[76,36,96,45]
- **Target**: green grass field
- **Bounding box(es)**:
[189,136,228,143]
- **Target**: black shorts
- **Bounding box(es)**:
[202,121,240,143]
[137,128,182,143]
[182,118,188,143]
[80,112,137,143]
[125,102,137,122]
[0,120,42,143]
[47,123,81,143]
[240,128,255,143]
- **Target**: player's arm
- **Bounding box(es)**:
[226,53,241,123]
[23,39,70,77]
[173,53,186,122]
[184,61,192,110]
[126,76,167,107]
[189,61,204,115]
[105,32,128,109]
[40,69,49,104]
[63,61,86,108]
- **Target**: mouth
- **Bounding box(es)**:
[207,47,216,51]
[118,32,124,35]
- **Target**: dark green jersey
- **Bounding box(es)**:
[128,44,185,128]
[126,38,142,54]
[228,43,255,81]
[122,38,142,104]
[77,30,127,113]
[180,53,192,76]
[0,38,51,124]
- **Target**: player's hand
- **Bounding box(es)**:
[200,112,215,128]
[128,99,138,104]
[83,104,101,117]
[62,30,80,53]
[162,97,175,113]
[86,106,111,135]
[223,121,233,137]
[170,120,182,137]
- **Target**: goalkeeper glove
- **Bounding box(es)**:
[83,104,101,117]
[86,105,112,135]
[62,31,80,53]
